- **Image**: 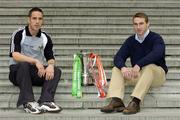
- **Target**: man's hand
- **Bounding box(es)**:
[131,64,140,78]
[35,60,45,78]
[45,64,54,80]
[121,67,132,80]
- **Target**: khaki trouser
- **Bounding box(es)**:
[106,64,166,101]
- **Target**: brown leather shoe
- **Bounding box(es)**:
[123,101,140,114]
[100,97,125,113]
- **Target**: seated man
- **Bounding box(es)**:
[9,7,62,114]
[100,12,168,114]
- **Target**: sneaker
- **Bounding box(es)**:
[23,101,42,114]
[39,102,62,113]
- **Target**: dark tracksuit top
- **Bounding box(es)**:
[114,31,168,74]
[9,26,55,65]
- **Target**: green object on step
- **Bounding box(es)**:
[72,53,82,98]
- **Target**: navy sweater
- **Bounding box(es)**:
[114,31,168,73]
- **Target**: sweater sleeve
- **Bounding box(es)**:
[113,39,130,69]
[136,35,165,68]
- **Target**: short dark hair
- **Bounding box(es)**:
[28,7,43,17]
[133,12,149,23]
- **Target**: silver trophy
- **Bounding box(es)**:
[82,51,93,86]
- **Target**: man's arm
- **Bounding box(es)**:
[45,59,55,80]
[47,59,55,66]
[12,52,37,64]
[12,52,46,78]
[114,38,131,69]
[10,29,38,64]
[136,35,165,68]
[43,33,56,80]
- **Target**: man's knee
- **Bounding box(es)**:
[54,66,61,81]
[112,66,121,73]
[142,64,156,70]
[54,67,61,75]
[140,64,160,82]
[112,66,124,77]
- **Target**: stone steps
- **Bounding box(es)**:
[0,80,179,109]
[0,0,179,8]
[0,80,179,94]
[0,35,180,45]
[0,57,180,70]
[1,8,180,17]
[0,26,180,35]
[0,17,180,25]
[0,68,180,80]
[0,108,180,120]
[1,93,179,109]
[1,46,180,55]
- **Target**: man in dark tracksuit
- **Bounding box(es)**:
[9,7,62,114]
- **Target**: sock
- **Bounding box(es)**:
[112,97,122,102]
[132,97,140,104]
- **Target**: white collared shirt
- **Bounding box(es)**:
[135,29,150,43]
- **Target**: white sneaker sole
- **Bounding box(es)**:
[24,108,42,114]
[39,105,62,113]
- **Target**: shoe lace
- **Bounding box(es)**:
[43,102,59,108]
[28,102,40,110]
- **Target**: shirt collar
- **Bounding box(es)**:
[135,29,150,43]
[25,26,41,38]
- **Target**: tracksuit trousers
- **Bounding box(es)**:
[9,62,61,107]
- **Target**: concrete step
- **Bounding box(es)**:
[0,56,180,69]
[0,80,179,94]
[0,67,180,80]
[54,46,180,57]
[0,8,180,17]
[59,69,180,80]
[4,93,179,109]
[0,80,179,109]
[0,108,179,120]
[0,26,180,35]
[2,93,180,109]
[0,1,179,8]
[0,66,179,80]
[0,17,180,26]
[1,46,180,56]
[1,35,180,45]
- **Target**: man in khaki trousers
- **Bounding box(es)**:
[100,12,168,114]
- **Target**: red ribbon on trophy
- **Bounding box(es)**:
[88,53,107,98]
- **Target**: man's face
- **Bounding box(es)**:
[133,17,149,37]
[28,11,43,32]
